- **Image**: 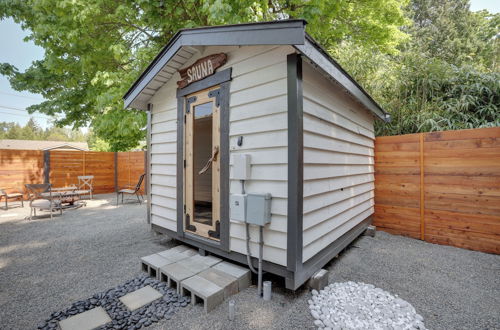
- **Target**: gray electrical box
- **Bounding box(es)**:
[230,193,272,226]
[232,154,251,180]
[245,193,272,226]
[230,193,246,221]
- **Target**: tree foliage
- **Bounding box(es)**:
[333,0,499,136]
[0,118,88,142]
[0,0,407,149]
[0,0,497,141]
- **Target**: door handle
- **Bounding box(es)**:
[198,146,219,175]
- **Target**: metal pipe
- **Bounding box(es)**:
[258,225,264,296]
[263,281,272,301]
[228,300,235,320]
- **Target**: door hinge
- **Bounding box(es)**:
[184,115,186,124]
[183,159,186,168]
[183,204,186,213]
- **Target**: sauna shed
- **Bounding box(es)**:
[123,20,389,290]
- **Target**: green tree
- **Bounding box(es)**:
[0,0,407,150]
[332,0,499,136]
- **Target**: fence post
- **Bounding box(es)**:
[419,133,425,241]
[114,152,118,192]
[43,150,50,184]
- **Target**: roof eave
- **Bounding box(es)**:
[123,20,307,110]
[295,35,390,122]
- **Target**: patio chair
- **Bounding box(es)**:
[117,173,145,205]
[25,184,62,220]
[0,188,24,210]
[75,175,94,199]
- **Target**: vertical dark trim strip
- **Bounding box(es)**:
[146,104,152,224]
[114,152,118,192]
[219,81,230,252]
[43,150,50,184]
[176,97,185,238]
[286,53,304,277]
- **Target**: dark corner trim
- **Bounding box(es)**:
[175,72,232,252]
[176,68,232,97]
[286,53,304,275]
[146,103,152,224]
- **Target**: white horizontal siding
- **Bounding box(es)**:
[147,45,293,266]
[302,61,375,263]
[149,72,179,231]
[223,45,292,266]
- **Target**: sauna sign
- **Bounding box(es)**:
[177,53,227,88]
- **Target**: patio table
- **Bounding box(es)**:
[41,187,86,210]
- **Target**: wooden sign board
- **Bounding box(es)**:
[177,53,227,88]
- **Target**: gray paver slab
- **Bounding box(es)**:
[181,248,197,257]
[59,307,111,330]
[198,268,238,299]
[189,254,222,266]
[212,261,251,290]
[157,250,190,263]
[180,256,211,273]
[160,263,196,282]
[170,245,190,253]
[119,285,162,311]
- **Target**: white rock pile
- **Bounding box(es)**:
[308,281,427,330]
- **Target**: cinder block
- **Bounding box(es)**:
[198,268,238,299]
[363,225,376,237]
[140,253,174,279]
[181,275,224,313]
[307,269,329,291]
[159,263,196,293]
[212,261,251,291]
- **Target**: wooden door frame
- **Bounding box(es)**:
[184,87,221,240]
[175,68,231,251]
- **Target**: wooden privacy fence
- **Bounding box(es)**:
[0,149,146,196]
[374,127,500,254]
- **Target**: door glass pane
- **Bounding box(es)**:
[193,101,213,226]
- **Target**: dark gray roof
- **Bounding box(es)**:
[124,19,389,121]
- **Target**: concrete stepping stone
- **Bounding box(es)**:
[119,285,162,311]
[159,263,196,293]
[198,268,238,299]
[189,254,222,267]
[180,275,224,313]
[59,307,111,330]
[212,261,251,291]
[140,253,174,279]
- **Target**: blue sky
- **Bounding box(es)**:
[0,0,498,129]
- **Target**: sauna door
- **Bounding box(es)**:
[184,86,220,240]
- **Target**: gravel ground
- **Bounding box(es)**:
[1,196,499,329]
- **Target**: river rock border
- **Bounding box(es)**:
[37,274,190,330]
